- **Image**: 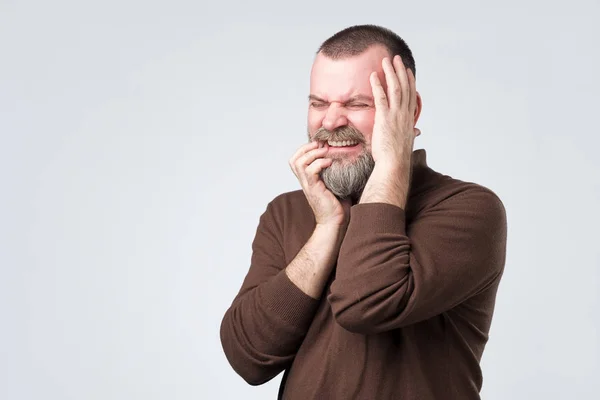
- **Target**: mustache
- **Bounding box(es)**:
[312,126,366,144]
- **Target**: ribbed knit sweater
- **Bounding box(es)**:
[220,149,507,399]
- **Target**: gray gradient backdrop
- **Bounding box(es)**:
[1,0,599,399]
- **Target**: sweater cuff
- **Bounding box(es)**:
[349,203,407,235]
[261,270,320,329]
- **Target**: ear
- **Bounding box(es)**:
[414,92,423,125]
[414,92,423,136]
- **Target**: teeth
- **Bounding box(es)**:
[328,140,358,147]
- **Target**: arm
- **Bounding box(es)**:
[286,223,346,299]
[221,141,349,385]
[328,188,507,334]
[220,201,343,385]
[324,55,506,333]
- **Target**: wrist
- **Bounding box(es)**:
[360,163,410,209]
[374,154,410,173]
[297,223,346,273]
[314,222,347,239]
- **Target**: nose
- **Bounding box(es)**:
[321,103,348,131]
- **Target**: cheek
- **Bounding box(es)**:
[349,111,375,141]
[307,110,322,133]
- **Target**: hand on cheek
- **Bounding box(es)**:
[369,55,419,167]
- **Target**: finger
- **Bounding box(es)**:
[370,71,388,110]
[305,158,333,182]
[407,68,417,114]
[296,146,328,169]
[382,57,400,109]
[393,55,410,110]
[290,141,319,166]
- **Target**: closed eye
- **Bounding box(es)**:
[346,103,371,109]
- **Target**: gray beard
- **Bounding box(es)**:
[320,150,375,201]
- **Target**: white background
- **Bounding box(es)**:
[1,0,598,398]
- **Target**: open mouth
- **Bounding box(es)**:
[327,139,360,147]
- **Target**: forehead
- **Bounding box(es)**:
[309,45,388,100]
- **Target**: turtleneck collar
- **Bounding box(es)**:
[411,148,427,170]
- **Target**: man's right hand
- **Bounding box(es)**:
[289,141,351,227]
[287,140,351,298]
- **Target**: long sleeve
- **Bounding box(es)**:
[220,199,319,385]
[328,187,507,334]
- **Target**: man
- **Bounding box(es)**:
[220,24,507,399]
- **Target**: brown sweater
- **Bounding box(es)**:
[220,149,507,399]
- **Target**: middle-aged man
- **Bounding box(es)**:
[220,24,508,399]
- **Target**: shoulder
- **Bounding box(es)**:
[261,190,312,224]
[412,170,508,264]
[412,166,506,231]
[260,190,316,251]
[446,179,504,214]
[267,189,309,211]
[421,164,504,210]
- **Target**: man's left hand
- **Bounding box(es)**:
[359,56,420,209]
[369,55,420,169]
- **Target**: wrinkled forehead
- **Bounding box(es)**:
[309,46,388,100]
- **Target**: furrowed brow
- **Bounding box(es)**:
[308,94,373,104]
[346,95,374,103]
[308,95,327,102]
